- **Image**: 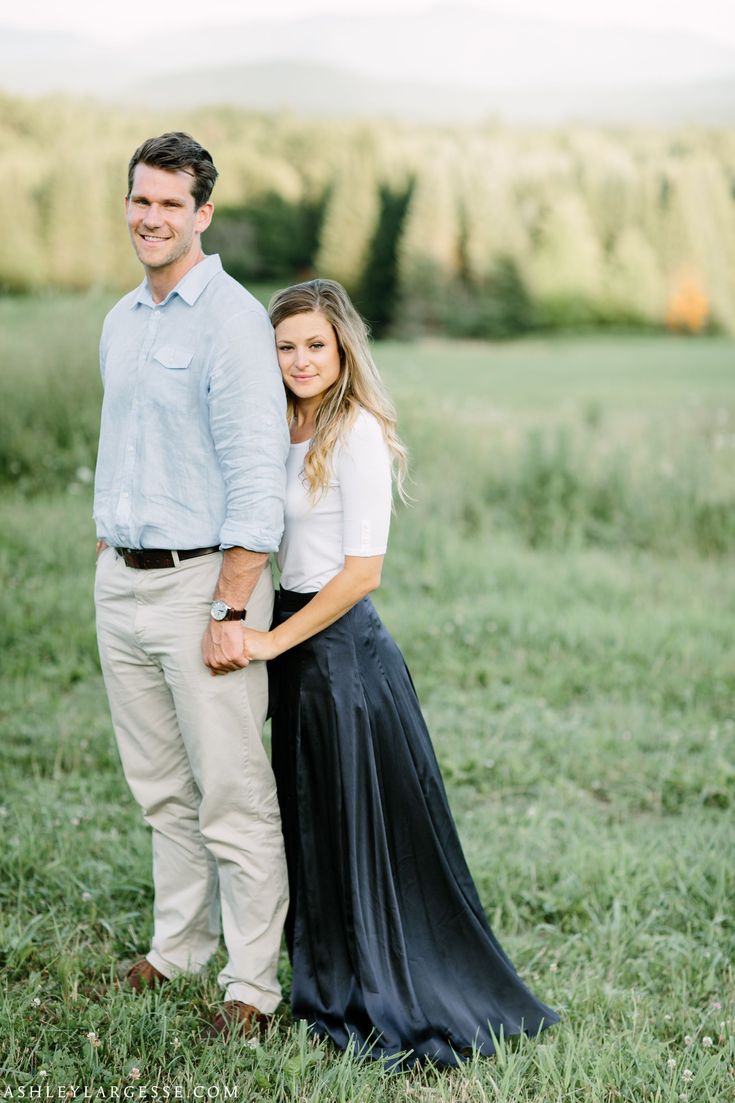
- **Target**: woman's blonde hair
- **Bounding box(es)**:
[269,279,408,502]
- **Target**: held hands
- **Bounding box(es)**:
[203,548,271,674]
[202,620,251,677]
[202,622,280,675]
[242,627,280,663]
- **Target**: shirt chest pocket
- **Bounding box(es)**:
[153,345,194,371]
[147,345,197,415]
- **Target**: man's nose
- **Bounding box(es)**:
[143,204,164,226]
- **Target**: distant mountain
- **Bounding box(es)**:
[159,6,735,90]
[2,6,735,123]
[126,60,735,126]
[0,27,144,95]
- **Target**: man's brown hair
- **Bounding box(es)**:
[127,132,219,209]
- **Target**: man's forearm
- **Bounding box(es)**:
[214,547,268,609]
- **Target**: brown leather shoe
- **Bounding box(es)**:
[124,958,169,992]
[206,1000,272,1038]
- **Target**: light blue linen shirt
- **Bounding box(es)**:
[93,254,289,552]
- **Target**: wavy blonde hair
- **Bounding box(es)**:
[269,279,409,502]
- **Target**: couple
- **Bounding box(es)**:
[94,131,557,1067]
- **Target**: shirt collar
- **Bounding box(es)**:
[131,254,223,309]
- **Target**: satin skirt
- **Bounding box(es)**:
[269,587,559,1068]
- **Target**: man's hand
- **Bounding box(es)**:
[201,546,268,675]
[96,539,108,556]
[202,619,249,677]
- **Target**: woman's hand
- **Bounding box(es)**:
[242,627,280,663]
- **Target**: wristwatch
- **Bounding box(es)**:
[210,600,247,622]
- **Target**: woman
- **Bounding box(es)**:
[242,279,558,1067]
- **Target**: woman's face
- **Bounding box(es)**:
[275,310,342,404]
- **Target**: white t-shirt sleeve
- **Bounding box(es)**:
[337,410,392,556]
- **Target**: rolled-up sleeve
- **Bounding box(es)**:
[208,308,289,552]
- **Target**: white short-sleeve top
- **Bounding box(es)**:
[277,407,392,593]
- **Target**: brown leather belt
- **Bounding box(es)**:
[115,546,220,570]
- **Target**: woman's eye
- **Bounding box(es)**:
[311,343,324,350]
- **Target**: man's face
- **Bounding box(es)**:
[125,163,212,273]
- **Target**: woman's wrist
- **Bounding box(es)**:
[268,626,286,659]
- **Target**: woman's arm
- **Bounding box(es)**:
[244,409,392,662]
[242,553,384,662]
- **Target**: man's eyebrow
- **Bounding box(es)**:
[129,194,185,204]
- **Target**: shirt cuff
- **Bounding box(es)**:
[219,521,282,553]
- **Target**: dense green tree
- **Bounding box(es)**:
[315,152,380,291]
[458,145,530,281]
[397,155,462,332]
[205,192,327,282]
[660,156,735,332]
[0,150,47,291]
[354,183,413,336]
[527,193,606,326]
[602,226,664,324]
[1,92,735,333]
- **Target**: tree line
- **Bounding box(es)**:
[2,93,734,336]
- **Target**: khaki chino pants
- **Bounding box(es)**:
[94,547,288,1012]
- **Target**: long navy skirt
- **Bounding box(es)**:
[269,587,559,1068]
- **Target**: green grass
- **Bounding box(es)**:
[1,297,734,1099]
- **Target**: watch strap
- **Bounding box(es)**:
[221,607,247,621]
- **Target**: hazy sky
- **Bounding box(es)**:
[3,0,735,46]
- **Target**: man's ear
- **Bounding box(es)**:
[196,201,214,234]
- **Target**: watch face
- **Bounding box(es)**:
[211,600,229,621]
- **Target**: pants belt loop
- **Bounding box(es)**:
[171,550,180,568]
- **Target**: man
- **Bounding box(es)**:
[93,132,289,1035]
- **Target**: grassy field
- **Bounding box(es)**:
[1,294,734,1101]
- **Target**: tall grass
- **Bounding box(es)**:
[1,494,734,1099]
[0,292,111,488]
[2,296,734,556]
[1,297,734,1099]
